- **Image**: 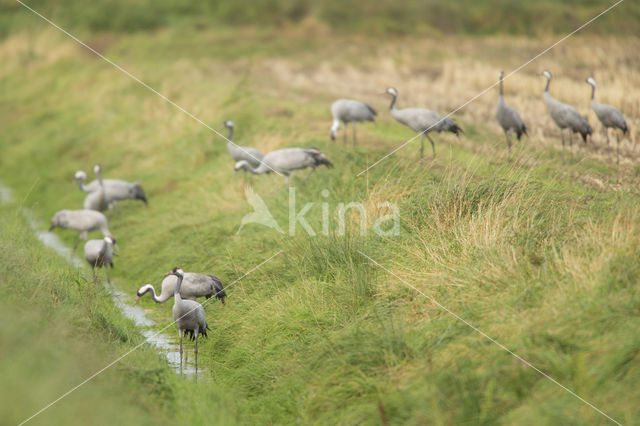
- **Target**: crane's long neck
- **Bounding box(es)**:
[544,78,551,93]
[590,84,596,100]
[499,77,504,97]
[96,170,104,189]
[99,240,108,258]
[174,275,183,303]
[331,118,340,133]
[76,179,90,193]
[388,94,397,111]
[100,224,111,237]
[237,160,269,175]
[226,126,233,142]
[141,285,169,303]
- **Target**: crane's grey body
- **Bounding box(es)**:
[385,87,462,158]
[586,77,628,164]
[84,236,116,284]
[542,71,592,162]
[49,209,110,249]
[496,71,527,159]
[234,147,333,184]
[136,272,226,304]
[224,120,264,168]
[330,99,377,145]
[82,165,108,212]
[75,170,147,214]
[170,268,209,376]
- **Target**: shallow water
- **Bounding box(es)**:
[0,181,198,376]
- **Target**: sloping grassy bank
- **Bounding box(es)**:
[2,24,640,424]
[0,200,240,424]
[0,202,171,425]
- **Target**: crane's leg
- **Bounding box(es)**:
[426,134,436,158]
[283,174,290,186]
[343,121,347,145]
[104,264,111,285]
[179,329,183,376]
[569,131,573,155]
[74,232,83,250]
[604,128,611,161]
[505,130,512,161]
[304,168,316,181]
[419,135,424,158]
[616,130,620,165]
[92,266,97,284]
[194,329,199,381]
[352,122,357,146]
[560,130,565,164]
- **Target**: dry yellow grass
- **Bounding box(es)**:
[260,35,640,163]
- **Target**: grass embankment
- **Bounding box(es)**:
[2,23,640,424]
[0,200,239,424]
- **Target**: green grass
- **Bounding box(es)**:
[0,202,169,425]
[1,20,640,425]
[2,0,639,37]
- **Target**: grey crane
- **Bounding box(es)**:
[496,71,527,159]
[169,267,209,376]
[330,99,377,145]
[384,87,462,158]
[49,209,111,249]
[84,236,117,284]
[136,272,226,304]
[542,70,592,162]
[223,120,264,169]
[74,168,147,214]
[82,164,108,212]
[234,147,333,184]
[586,77,629,164]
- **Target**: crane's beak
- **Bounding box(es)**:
[134,295,140,305]
[113,243,120,255]
[163,271,172,278]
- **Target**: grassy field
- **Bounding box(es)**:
[2,0,639,36]
[2,4,640,424]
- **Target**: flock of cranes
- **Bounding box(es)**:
[48,162,227,372]
[329,71,629,163]
[44,68,630,377]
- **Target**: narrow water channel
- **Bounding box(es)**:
[0,181,197,376]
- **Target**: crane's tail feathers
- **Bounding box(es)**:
[306,147,333,169]
[183,328,208,341]
[365,103,377,117]
[208,275,227,302]
[583,124,593,143]
[581,132,589,143]
[133,184,148,204]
